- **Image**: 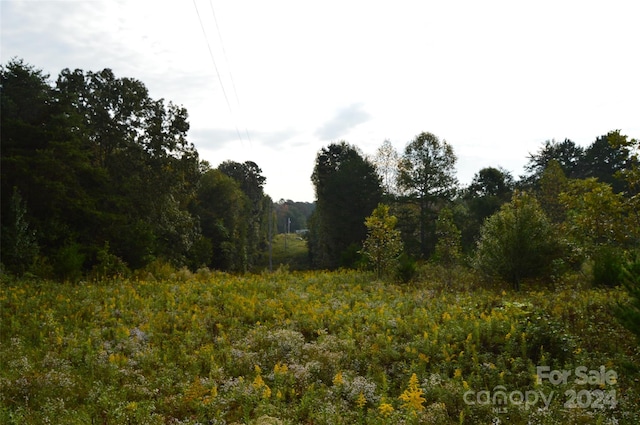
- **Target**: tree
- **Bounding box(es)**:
[615,259,640,345]
[0,188,39,274]
[537,160,568,224]
[362,204,403,279]
[474,191,559,290]
[309,142,382,269]
[398,132,458,257]
[523,138,584,186]
[372,139,400,197]
[581,131,635,193]
[218,160,268,270]
[192,169,250,271]
[1,60,203,274]
[434,207,462,268]
[559,178,628,253]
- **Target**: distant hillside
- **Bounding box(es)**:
[273,199,315,233]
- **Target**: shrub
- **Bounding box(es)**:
[474,191,559,290]
[615,256,640,344]
[395,253,417,283]
[592,245,625,287]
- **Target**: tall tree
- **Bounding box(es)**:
[372,139,400,198]
[537,160,568,224]
[581,131,635,193]
[523,138,584,186]
[192,169,250,271]
[218,160,268,270]
[362,204,403,279]
[309,142,382,269]
[1,60,202,274]
[397,132,458,258]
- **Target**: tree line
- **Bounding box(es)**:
[307,133,640,288]
[1,60,292,278]
[2,60,639,290]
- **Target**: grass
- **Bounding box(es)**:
[258,233,310,271]
[1,268,639,424]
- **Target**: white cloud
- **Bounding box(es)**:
[2,0,639,202]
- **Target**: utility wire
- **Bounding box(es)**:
[208,0,252,145]
[192,0,244,145]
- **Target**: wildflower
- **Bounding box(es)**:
[378,401,394,417]
[253,374,266,389]
[333,372,344,386]
[274,362,288,375]
[399,373,425,412]
[454,368,462,379]
[356,392,367,408]
[263,385,272,399]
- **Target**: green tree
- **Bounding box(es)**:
[192,169,250,272]
[615,259,640,344]
[523,138,584,187]
[218,160,268,270]
[460,167,514,252]
[362,204,403,279]
[581,131,635,193]
[537,160,568,224]
[559,178,628,253]
[0,188,39,275]
[1,60,202,274]
[398,132,458,258]
[434,207,462,268]
[309,142,382,269]
[475,191,558,290]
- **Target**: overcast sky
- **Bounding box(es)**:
[2,0,639,202]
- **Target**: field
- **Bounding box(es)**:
[1,268,639,424]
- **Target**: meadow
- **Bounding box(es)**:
[1,267,639,424]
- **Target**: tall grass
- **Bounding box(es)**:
[1,270,638,424]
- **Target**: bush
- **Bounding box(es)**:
[592,245,625,287]
[615,255,640,344]
[53,242,85,282]
[395,253,417,283]
[91,242,130,280]
[474,191,559,290]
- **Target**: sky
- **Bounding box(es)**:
[2,0,639,202]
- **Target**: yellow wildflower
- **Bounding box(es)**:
[356,392,367,408]
[399,373,425,412]
[253,374,265,389]
[333,372,344,386]
[378,402,394,417]
[454,368,462,379]
[274,362,288,375]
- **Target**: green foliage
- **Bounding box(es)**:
[90,241,130,280]
[1,271,638,424]
[592,246,625,287]
[53,241,85,282]
[475,191,559,290]
[309,142,382,269]
[615,256,640,344]
[434,207,462,267]
[537,160,568,224]
[362,204,403,279]
[559,178,629,253]
[398,132,458,258]
[395,253,418,283]
[0,188,39,275]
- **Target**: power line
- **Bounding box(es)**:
[208,0,252,145]
[191,0,244,145]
